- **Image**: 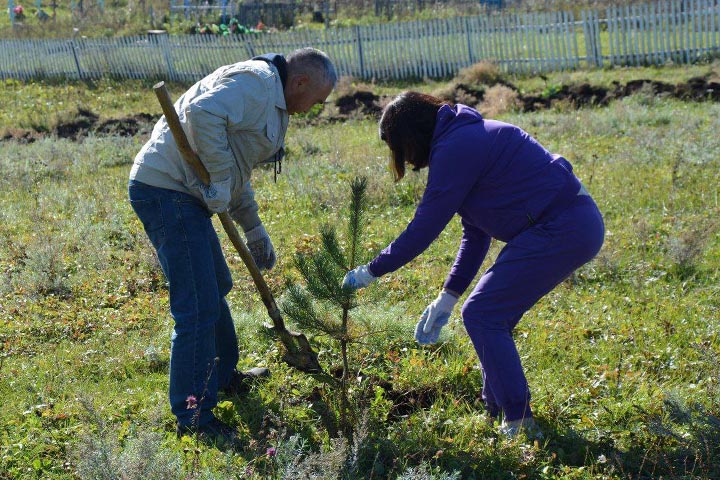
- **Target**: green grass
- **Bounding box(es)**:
[1,66,719,478]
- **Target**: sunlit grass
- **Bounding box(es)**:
[1,68,719,478]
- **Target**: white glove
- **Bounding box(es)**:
[414,290,458,345]
[342,264,377,290]
[199,177,232,213]
[245,224,276,271]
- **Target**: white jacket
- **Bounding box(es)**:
[129,59,288,231]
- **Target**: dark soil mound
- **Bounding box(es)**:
[1,128,45,144]
[520,77,720,111]
[8,108,159,143]
[521,83,611,111]
[672,76,720,101]
[94,113,157,137]
[53,108,99,140]
[3,77,719,144]
[335,90,383,116]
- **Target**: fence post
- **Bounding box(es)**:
[355,25,365,78]
[9,0,15,24]
[582,10,592,67]
[70,30,84,80]
[583,9,601,67]
[465,16,474,64]
[152,31,176,82]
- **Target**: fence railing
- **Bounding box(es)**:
[2,0,719,82]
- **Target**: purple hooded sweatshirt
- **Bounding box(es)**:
[368,103,582,295]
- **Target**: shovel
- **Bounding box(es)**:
[153,81,323,374]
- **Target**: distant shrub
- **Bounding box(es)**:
[431,83,460,103]
[456,60,504,87]
[478,84,521,117]
[333,75,367,99]
[431,82,485,108]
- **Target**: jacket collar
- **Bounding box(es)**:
[253,53,288,111]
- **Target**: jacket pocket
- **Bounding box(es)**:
[264,111,280,147]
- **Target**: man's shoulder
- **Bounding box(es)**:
[216,60,277,88]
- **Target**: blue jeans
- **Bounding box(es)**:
[128,180,239,427]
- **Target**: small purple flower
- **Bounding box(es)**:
[186,395,198,409]
[266,446,277,457]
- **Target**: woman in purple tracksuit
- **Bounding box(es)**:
[343,91,604,436]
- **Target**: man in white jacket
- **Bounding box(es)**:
[128,48,336,446]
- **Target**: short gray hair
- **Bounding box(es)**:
[287,47,337,88]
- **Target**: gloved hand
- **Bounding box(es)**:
[414,290,458,345]
[245,224,276,271]
[199,178,232,213]
[342,264,377,290]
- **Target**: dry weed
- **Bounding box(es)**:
[478,84,521,117]
[456,61,503,86]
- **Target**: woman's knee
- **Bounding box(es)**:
[461,302,506,333]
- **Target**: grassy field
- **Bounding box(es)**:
[0,65,719,479]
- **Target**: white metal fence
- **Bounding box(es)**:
[1,0,719,82]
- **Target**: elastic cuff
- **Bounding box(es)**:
[442,287,460,299]
[443,278,467,297]
[231,209,262,233]
[244,223,267,242]
[503,400,533,422]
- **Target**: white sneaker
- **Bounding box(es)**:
[499,417,544,440]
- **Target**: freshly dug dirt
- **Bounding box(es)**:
[335,89,385,116]
[52,108,99,140]
[522,76,720,111]
[3,77,718,144]
[94,113,157,137]
[1,128,46,144]
[1,108,159,144]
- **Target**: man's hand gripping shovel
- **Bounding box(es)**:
[153,82,323,374]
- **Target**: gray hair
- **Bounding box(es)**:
[286,47,337,88]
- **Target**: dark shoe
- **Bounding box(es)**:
[222,367,270,396]
[176,417,242,449]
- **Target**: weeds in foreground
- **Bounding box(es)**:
[76,399,182,480]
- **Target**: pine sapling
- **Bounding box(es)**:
[281,177,372,440]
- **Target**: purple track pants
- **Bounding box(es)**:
[461,195,605,421]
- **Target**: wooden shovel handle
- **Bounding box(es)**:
[152,81,288,333]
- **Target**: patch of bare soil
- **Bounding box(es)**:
[1,108,159,144]
[334,89,386,117]
[52,108,99,140]
[322,76,720,122]
[3,77,718,143]
[520,76,719,112]
[1,128,46,144]
[94,113,157,137]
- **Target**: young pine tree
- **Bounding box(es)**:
[280,177,373,439]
